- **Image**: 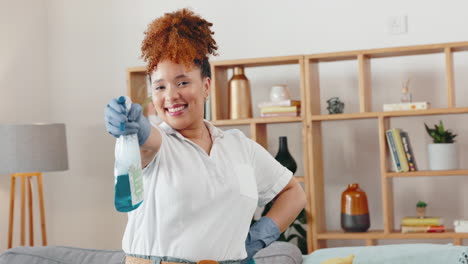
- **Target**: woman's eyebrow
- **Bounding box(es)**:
[152,74,189,84]
[174,74,189,80]
[152,78,163,85]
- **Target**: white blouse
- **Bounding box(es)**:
[122,121,292,261]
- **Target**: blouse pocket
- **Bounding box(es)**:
[234,163,258,200]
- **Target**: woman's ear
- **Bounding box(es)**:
[203,77,211,99]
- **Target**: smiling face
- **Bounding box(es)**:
[150,60,211,131]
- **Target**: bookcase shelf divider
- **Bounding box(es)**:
[358,54,372,112]
[445,47,456,108]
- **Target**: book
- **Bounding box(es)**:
[260,106,299,114]
[401,217,444,226]
[258,100,301,108]
[400,131,417,171]
[386,128,409,172]
[390,128,409,172]
[383,102,430,111]
[401,225,445,233]
[260,112,299,117]
[386,130,402,172]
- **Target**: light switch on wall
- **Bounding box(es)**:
[388,15,408,35]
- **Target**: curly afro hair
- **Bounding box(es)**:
[141,8,218,77]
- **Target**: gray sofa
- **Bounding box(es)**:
[0,241,302,264]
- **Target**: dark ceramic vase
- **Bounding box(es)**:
[341,183,370,232]
[275,136,297,174]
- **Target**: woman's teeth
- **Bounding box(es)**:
[168,105,185,113]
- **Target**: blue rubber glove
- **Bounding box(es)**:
[241,216,280,264]
[105,97,151,145]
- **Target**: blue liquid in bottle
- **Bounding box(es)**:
[114,96,143,212]
[115,174,142,212]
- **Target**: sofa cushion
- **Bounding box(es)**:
[0,241,302,264]
[254,241,303,264]
[0,246,125,264]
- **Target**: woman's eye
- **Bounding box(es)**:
[154,86,165,91]
[178,81,189,87]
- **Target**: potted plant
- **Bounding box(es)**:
[424,121,458,170]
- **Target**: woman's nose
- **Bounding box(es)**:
[165,86,180,100]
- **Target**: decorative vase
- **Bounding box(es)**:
[341,183,370,232]
[427,143,459,170]
[228,66,252,119]
[274,136,297,174]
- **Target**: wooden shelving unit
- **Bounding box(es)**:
[127,41,468,254]
[305,41,468,252]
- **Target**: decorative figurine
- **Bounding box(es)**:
[400,78,412,103]
[416,201,427,218]
[326,97,345,114]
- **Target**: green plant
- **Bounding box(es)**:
[416,201,427,208]
[252,201,307,254]
[424,121,457,143]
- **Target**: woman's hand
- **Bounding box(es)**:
[241,216,280,264]
[242,177,307,262]
[105,97,151,145]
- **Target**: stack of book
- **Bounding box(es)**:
[401,217,445,233]
[385,128,418,172]
[383,102,430,112]
[258,100,301,117]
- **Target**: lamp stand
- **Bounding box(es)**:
[8,172,47,249]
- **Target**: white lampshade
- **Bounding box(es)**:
[0,123,69,174]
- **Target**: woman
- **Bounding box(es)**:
[105,8,306,264]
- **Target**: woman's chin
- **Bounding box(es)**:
[163,117,190,130]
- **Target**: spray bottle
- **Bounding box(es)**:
[114,96,144,212]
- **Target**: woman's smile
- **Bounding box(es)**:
[166,104,188,116]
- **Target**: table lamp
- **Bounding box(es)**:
[0,123,68,248]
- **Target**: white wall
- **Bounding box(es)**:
[1,0,468,252]
[0,0,51,250]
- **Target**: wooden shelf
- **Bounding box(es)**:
[386,169,468,178]
[317,230,384,240]
[389,231,468,239]
[318,230,468,240]
[305,41,468,62]
[212,116,303,126]
[310,112,378,121]
[211,55,302,68]
[310,107,468,122]
[383,107,468,117]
